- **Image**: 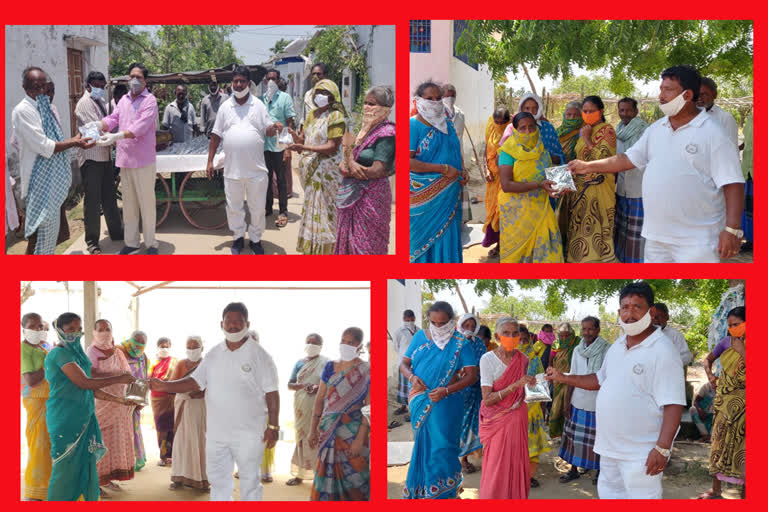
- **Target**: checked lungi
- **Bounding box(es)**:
[614,195,645,263]
[396,371,410,406]
[559,405,600,470]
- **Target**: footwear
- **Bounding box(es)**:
[276,213,288,227]
[169,482,183,490]
[404,414,410,422]
[394,405,408,415]
[388,420,402,429]
[530,478,540,488]
[118,246,141,255]
[286,478,303,486]
[560,469,580,483]
[146,247,159,255]
[231,237,245,255]
[87,245,102,255]
[249,240,264,254]
[265,209,274,217]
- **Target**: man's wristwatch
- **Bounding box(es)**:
[267,424,280,431]
[724,226,744,239]
[654,445,671,458]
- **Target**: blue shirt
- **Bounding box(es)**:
[259,90,296,152]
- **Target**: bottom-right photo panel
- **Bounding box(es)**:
[386,279,745,500]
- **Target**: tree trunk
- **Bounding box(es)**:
[522,64,537,96]
[454,282,469,314]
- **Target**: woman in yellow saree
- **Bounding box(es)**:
[481,107,510,258]
[497,112,563,263]
[559,96,617,262]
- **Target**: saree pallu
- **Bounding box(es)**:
[311,362,370,501]
[560,122,617,263]
[549,336,578,438]
[122,349,148,471]
[336,177,391,255]
[171,392,209,489]
[710,348,745,484]
[459,337,486,457]
[518,342,550,460]
[151,357,178,460]
[292,356,328,479]
[482,116,508,247]
[23,380,52,500]
[404,332,468,499]
[478,351,529,499]
[298,109,345,254]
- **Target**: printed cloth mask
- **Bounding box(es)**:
[416,97,448,134]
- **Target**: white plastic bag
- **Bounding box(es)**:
[79,124,101,142]
[524,373,552,403]
[276,127,294,151]
[544,164,577,193]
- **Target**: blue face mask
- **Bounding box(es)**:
[56,326,83,345]
[90,87,105,100]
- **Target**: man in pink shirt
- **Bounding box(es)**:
[92,62,159,254]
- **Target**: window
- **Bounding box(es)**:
[453,20,478,70]
[410,20,431,53]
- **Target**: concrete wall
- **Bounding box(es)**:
[387,279,423,396]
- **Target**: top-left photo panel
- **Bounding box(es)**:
[5,25,396,255]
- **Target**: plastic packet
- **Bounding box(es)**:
[524,373,552,403]
[275,127,294,151]
[544,164,577,193]
[79,124,101,142]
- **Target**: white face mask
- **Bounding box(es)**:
[463,329,475,338]
[129,78,143,94]
[620,309,652,336]
[404,321,416,330]
[416,97,448,134]
[339,343,360,361]
[222,326,249,342]
[266,80,278,100]
[442,96,456,115]
[24,328,47,345]
[659,91,688,117]
[304,344,322,357]
[186,348,203,362]
[429,322,455,350]
[314,94,329,108]
[157,347,170,358]
[232,87,249,100]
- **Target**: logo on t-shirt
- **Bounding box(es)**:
[241,363,252,373]
[632,363,644,375]
[685,143,698,154]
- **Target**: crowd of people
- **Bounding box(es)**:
[393,281,746,499]
[9,62,395,255]
[409,65,752,263]
[21,304,370,501]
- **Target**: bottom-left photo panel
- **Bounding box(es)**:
[19,280,371,502]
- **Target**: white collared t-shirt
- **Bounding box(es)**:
[659,325,692,366]
[625,111,743,247]
[191,336,279,442]
[705,105,739,147]
[593,328,686,460]
[212,94,273,180]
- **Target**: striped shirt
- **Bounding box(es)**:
[74,92,111,166]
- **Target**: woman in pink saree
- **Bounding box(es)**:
[478,318,535,499]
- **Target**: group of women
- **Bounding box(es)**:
[409,80,619,263]
[289,80,395,255]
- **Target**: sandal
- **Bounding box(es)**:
[169,482,183,490]
[286,478,303,486]
[87,246,102,255]
[462,461,478,474]
[388,420,403,429]
[559,471,580,483]
[697,490,723,499]
[530,478,540,488]
[488,246,500,258]
[262,475,274,483]
[276,214,288,227]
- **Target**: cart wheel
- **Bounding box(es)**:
[179,171,227,230]
[155,176,171,227]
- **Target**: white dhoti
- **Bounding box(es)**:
[597,456,663,499]
[644,239,719,263]
[206,431,266,501]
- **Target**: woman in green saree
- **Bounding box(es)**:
[45,312,137,501]
[548,322,579,438]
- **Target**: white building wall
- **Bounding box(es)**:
[387,279,423,396]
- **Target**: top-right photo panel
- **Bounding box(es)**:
[408,20,753,264]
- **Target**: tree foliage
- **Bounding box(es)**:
[455,20,753,95]
[553,74,638,98]
[270,38,291,56]
[482,295,550,320]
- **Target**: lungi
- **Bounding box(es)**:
[559,405,600,470]
[614,195,644,263]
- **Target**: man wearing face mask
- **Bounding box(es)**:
[149,302,279,501]
[11,67,95,254]
[651,303,692,366]
[441,84,465,154]
[75,71,124,255]
[20,312,52,500]
[547,281,685,499]
[393,310,418,418]
[200,81,227,138]
[93,62,160,255]
[162,84,197,143]
[260,69,296,227]
[569,65,745,263]
[206,66,282,255]
[303,63,327,129]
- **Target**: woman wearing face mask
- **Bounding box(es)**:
[500,93,566,166]
[286,334,329,486]
[558,95,617,263]
[309,327,370,500]
[698,306,746,499]
[481,107,511,258]
[86,319,137,496]
[150,337,178,467]
[409,81,467,264]
[548,322,579,438]
[498,112,563,263]
[287,79,346,254]
[44,312,136,501]
[169,336,209,491]
[478,318,536,498]
[336,85,396,255]
[400,301,479,499]
[457,313,486,474]
[20,312,52,500]
[557,101,584,163]
[116,330,150,472]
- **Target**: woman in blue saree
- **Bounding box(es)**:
[399,302,479,499]
[457,313,486,474]
[410,81,467,263]
[45,313,137,501]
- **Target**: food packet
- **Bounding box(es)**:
[544,164,577,193]
[524,373,552,403]
[79,124,101,142]
[275,127,294,151]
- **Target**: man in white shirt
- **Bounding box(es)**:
[150,302,279,501]
[206,66,282,255]
[393,309,418,417]
[547,281,686,499]
[651,303,692,366]
[568,65,744,263]
[558,316,610,486]
[697,77,739,147]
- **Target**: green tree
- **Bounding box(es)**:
[553,74,638,98]
[455,21,753,95]
[270,38,291,56]
[483,295,550,320]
